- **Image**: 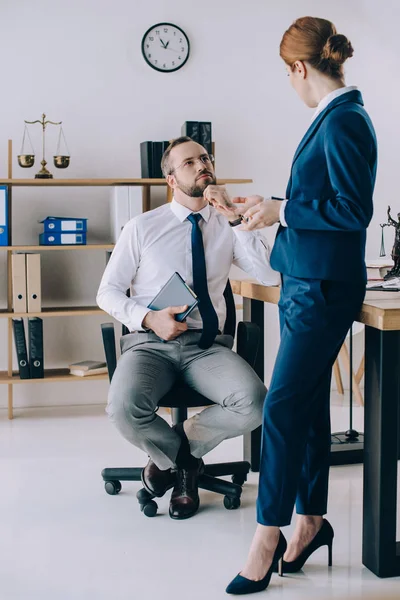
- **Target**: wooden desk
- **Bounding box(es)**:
[232,280,400,578]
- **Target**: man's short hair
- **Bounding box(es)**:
[161,136,194,177]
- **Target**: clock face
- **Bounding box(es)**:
[141,23,190,73]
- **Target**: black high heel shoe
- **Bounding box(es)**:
[274,518,334,574]
[225,531,287,595]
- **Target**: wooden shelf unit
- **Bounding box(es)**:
[2,139,252,419]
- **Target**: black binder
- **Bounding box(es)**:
[140,141,153,178]
[152,141,169,178]
[28,317,44,378]
[181,121,200,142]
[12,318,30,379]
[199,121,212,155]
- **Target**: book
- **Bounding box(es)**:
[12,318,30,379]
[68,360,106,371]
[147,272,199,322]
[70,366,108,377]
[28,317,44,378]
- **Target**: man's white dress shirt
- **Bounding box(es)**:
[279,85,358,227]
[97,199,279,332]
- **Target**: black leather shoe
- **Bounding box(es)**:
[273,518,334,574]
[169,459,204,520]
[141,458,176,498]
[226,531,287,595]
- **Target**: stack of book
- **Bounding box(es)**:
[69,360,107,377]
[39,216,88,246]
[366,260,393,283]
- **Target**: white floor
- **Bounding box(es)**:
[1,397,399,600]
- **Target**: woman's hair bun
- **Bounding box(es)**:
[321,34,354,64]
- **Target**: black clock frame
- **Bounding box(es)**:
[141,22,190,73]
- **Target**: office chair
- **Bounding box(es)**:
[101,281,260,517]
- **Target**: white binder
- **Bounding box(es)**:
[26,253,41,312]
[110,186,143,242]
[11,254,27,313]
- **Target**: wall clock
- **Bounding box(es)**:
[141,23,190,72]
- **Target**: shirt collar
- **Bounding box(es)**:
[170,198,211,223]
[312,85,358,121]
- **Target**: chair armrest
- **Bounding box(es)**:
[101,323,117,382]
[236,321,260,369]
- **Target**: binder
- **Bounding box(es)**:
[181,121,200,142]
[39,232,86,245]
[151,141,169,178]
[0,185,8,246]
[40,216,87,232]
[11,253,27,313]
[140,141,153,178]
[12,318,30,379]
[199,122,212,155]
[28,317,44,378]
[26,253,41,312]
[110,186,143,242]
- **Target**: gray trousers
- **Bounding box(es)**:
[107,331,266,470]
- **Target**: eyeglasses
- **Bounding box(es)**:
[169,154,214,175]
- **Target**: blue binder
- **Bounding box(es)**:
[40,216,87,233]
[39,232,87,245]
[0,185,8,246]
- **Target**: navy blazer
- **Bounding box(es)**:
[271,90,377,282]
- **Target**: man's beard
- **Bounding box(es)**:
[175,172,217,197]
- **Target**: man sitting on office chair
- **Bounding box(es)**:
[96,136,279,520]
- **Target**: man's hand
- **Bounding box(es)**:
[142,306,189,341]
[240,198,282,230]
[204,185,238,220]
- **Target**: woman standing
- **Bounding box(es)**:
[208,16,377,595]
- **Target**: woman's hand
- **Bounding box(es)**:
[240,198,283,230]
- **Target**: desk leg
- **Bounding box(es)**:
[243,298,264,472]
[363,326,400,577]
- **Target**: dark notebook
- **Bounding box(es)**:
[147,272,199,322]
[199,121,212,155]
[12,318,30,379]
[140,141,153,178]
[181,121,200,143]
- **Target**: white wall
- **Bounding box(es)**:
[0,0,397,409]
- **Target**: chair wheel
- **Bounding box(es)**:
[136,488,154,503]
[231,474,247,486]
[224,495,241,510]
[141,500,158,517]
[105,480,122,495]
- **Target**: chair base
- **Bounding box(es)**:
[102,461,251,517]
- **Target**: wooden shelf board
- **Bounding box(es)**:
[0,244,114,251]
[0,306,106,318]
[0,178,252,187]
[0,368,109,384]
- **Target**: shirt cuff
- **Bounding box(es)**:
[279,200,288,227]
[130,304,152,332]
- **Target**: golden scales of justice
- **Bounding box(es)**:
[17,113,70,178]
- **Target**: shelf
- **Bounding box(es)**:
[0,368,109,384]
[0,178,252,187]
[0,306,106,318]
[0,244,114,251]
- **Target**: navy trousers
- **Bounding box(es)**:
[256,274,365,526]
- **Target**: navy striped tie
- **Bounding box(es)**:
[187,213,219,349]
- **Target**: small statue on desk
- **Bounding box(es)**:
[383,206,400,280]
